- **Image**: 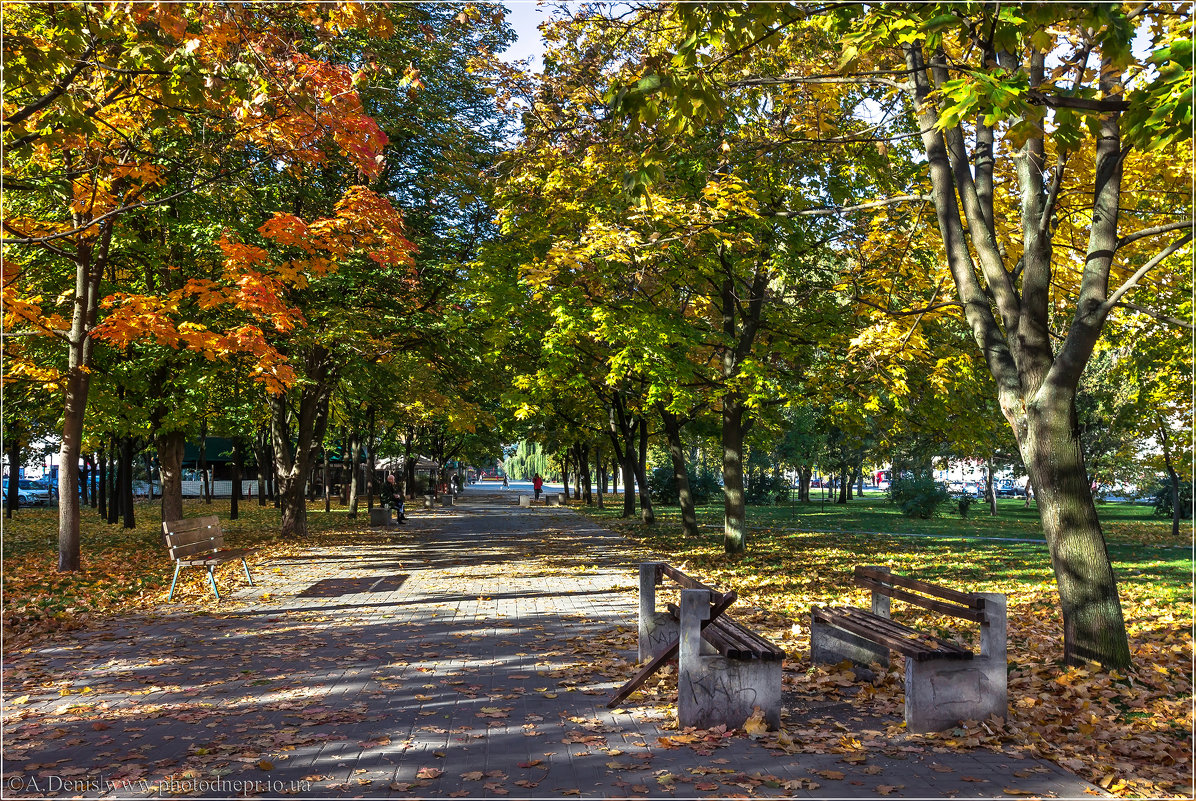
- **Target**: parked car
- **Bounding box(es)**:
[995,480,1026,498]
[2,479,52,505]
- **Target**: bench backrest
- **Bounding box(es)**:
[650,562,732,605]
[162,515,225,561]
[854,566,987,623]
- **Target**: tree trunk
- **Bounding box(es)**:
[6,424,19,518]
[610,456,618,495]
[1020,394,1130,667]
[561,452,571,500]
[401,431,413,499]
[271,350,335,539]
[1157,415,1181,538]
[89,454,97,508]
[97,443,107,521]
[661,408,698,537]
[255,427,269,506]
[595,444,605,509]
[366,407,376,511]
[348,433,361,518]
[635,416,655,524]
[799,465,812,503]
[230,438,243,521]
[119,436,135,529]
[986,456,998,515]
[579,442,593,505]
[323,447,331,513]
[107,435,120,525]
[156,430,185,524]
[722,395,747,554]
[198,420,210,504]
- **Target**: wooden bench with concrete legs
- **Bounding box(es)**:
[810,565,1006,732]
[610,562,783,731]
[162,515,256,601]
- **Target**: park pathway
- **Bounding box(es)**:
[3,493,1105,798]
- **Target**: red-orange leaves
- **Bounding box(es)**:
[92,186,415,394]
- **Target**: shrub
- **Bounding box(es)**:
[957,493,975,518]
[648,465,722,506]
[745,472,791,505]
[1152,480,1193,520]
[887,474,951,519]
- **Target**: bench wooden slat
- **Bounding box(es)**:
[855,566,981,608]
[162,516,255,601]
[659,564,728,604]
[666,603,784,660]
[855,575,986,622]
[813,606,973,661]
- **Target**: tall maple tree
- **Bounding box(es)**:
[3,2,393,567]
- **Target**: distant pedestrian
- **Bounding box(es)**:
[533,473,543,500]
[502,475,509,490]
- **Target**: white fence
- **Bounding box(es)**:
[148,480,261,498]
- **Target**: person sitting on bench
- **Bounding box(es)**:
[381,473,406,524]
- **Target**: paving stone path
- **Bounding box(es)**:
[3,493,1104,799]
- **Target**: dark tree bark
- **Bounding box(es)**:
[230,438,243,521]
[119,436,135,529]
[106,435,119,525]
[272,348,335,538]
[97,442,108,521]
[156,430,185,524]
[722,394,747,550]
[254,426,269,506]
[716,253,767,554]
[635,416,655,524]
[579,442,593,505]
[323,446,331,513]
[6,424,19,518]
[198,419,210,504]
[366,406,376,511]
[1157,415,1181,539]
[89,454,97,508]
[660,407,697,537]
[594,444,605,509]
[986,457,998,515]
[347,432,361,518]
[799,465,812,503]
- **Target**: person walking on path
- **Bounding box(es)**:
[502,475,509,490]
[381,474,406,524]
[533,473,543,500]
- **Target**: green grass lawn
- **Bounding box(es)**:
[588,492,1180,545]
[582,492,1191,602]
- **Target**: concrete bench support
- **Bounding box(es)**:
[635,562,781,732]
[810,566,1007,732]
[677,589,781,731]
[439,494,455,507]
[518,494,531,507]
[545,493,562,506]
[638,562,679,661]
[423,495,435,509]
[368,507,393,527]
[905,593,1006,732]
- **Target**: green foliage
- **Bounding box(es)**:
[744,471,791,506]
[887,474,950,519]
[505,441,552,481]
[648,464,721,507]
[957,493,975,519]
[1152,481,1192,520]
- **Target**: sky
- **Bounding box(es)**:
[498,1,549,69]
